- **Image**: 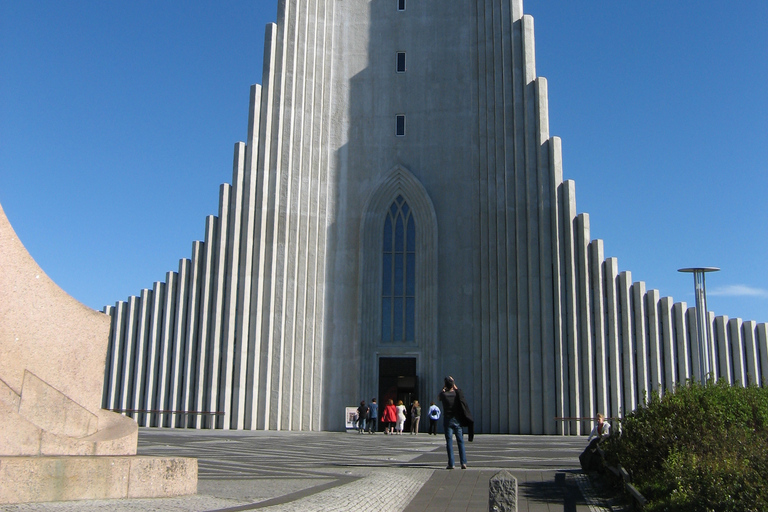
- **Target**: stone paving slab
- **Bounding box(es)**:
[0,430,611,512]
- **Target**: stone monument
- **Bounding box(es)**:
[0,203,197,504]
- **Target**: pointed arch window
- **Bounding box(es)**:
[382,195,415,343]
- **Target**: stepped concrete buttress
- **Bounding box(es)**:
[0,203,197,504]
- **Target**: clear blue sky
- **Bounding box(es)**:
[1,1,766,325]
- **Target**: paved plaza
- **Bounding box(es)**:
[1,429,612,512]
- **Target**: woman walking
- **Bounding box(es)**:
[381,399,398,434]
[410,400,422,434]
[395,400,407,434]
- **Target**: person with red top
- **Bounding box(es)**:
[381,399,398,434]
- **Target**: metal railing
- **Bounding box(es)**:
[108,409,224,416]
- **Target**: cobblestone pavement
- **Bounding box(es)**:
[1,429,611,512]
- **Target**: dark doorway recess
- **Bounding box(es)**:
[378,357,418,431]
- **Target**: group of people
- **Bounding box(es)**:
[356,398,436,434]
[356,376,611,473]
[354,375,475,470]
[354,398,379,434]
[380,399,417,434]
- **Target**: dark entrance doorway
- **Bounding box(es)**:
[378,357,417,431]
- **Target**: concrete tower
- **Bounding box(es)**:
[102,0,768,434]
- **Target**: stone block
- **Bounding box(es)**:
[0,456,131,503]
[127,456,198,498]
[0,456,197,504]
[489,470,517,512]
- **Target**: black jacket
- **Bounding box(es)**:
[454,388,475,441]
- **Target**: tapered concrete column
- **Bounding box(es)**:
[576,214,593,422]
[119,296,138,414]
[618,272,635,411]
[208,185,232,429]
[645,290,663,394]
[106,302,127,410]
[687,308,701,381]
[234,84,262,431]
[561,181,579,433]
[246,24,279,432]
[708,311,717,380]
[102,305,115,408]
[714,316,732,384]
[728,318,746,387]
[589,240,608,415]
[659,297,676,392]
[134,288,153,426]
[157,272,178,427]
[535,78,555,435]
[549,138,566,435]
[169,259,190,428]
[144,282,166,427]
[758,324,768,386]
[181,243,204,428]
[633,282,649,403]
[673,303,690,382]
[194,216,218,429]
[222,144,246,430]
[604,258,621,419]
[743,321,759,385]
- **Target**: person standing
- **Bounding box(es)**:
[381,399,398,434]
[427,402,441,435]
[367,398,378,434]
[410,400,422,434]
[395,400,407,434]
[438,376,473,469]
[356,400,369,433]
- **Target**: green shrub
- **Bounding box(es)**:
[603,380,768,512]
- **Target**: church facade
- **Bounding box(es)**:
[101,0,768,434]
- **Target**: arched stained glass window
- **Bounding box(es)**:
[382,195,415,343]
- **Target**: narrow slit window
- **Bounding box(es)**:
[398,0,406,11]
[397,52,406,73]
[396,114,406,137]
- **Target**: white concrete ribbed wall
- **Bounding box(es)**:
[101,0,767,433]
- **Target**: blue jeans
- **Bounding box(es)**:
[444,417,466,467]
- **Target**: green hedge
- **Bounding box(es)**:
[603,380,768,512]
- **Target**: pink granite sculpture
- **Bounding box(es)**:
[0,204,196,503]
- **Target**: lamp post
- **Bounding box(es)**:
[678,267,720,383]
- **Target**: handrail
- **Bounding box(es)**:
[108,409,224,415]
[554,417,621,421]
